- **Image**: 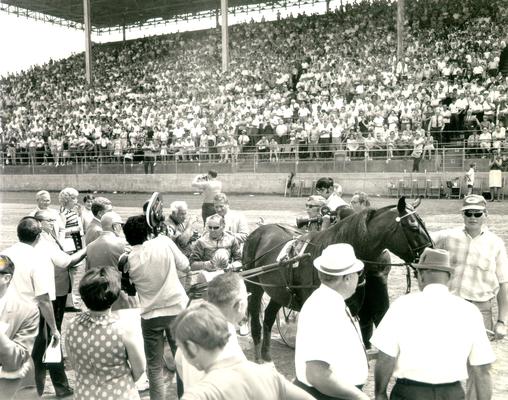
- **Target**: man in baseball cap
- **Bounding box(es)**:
[371,247,495,400]
[432,193,507,398]
[295,244,369,400]
[461,194,487,211]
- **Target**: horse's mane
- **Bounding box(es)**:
[315,205,396,258]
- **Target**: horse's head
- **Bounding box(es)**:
[384,196,433,263]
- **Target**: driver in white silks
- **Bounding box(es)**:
[189,214,242,282]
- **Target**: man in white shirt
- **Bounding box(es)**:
[295,244,369,400]
[34,210,87,397]
[192,170,222,225]
[0,217,72,397]
[371,248,495,400]
[315,177,348,212]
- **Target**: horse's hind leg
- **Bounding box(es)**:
[247,283,264,362]
[261,299,282,363]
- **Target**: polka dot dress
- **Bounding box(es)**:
[66,312,140,400]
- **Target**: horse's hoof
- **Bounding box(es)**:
[261,354,273,363]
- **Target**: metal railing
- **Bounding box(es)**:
[1,144,505,175]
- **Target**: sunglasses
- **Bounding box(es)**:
[463,211,484,218]
[207,226,221,230]
[306,204,320,209]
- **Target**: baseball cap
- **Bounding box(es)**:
[461,195,487,211]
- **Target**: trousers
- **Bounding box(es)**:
[141,315,183,400]
[32,297,71,396]
[391,379,464,400]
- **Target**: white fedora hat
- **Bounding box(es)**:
[313,243,364,276]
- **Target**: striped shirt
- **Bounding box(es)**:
[432,227,508,302]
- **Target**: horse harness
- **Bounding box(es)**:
[241,206,433,299]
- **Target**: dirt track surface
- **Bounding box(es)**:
[1,191,507,399]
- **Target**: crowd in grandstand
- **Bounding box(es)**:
[1,0,508,166]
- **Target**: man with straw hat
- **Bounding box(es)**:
[294,243,369,400]
[371,248,495,400]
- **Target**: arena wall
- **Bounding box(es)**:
[0,171,502,197]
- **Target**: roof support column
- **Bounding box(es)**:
[221,0,229,72]
[83,0,93,85]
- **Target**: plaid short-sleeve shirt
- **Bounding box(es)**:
[432,226,508,301]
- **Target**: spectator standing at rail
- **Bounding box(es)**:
[192,170,222,225]
[371,248,495,400]
[465,162,477,196]
[489,150,503,202]
[294,243,369,400]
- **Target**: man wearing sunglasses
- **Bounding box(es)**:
[189,215,242,273]
[432,194,508,343]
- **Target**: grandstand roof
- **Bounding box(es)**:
[1,0,297,32]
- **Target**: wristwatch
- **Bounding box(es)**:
[497,320,506,325]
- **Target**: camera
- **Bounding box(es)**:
[296,216,322,228]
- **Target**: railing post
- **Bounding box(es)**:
[442,147,446,173]
[461,142,466,171]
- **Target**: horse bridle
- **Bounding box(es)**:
[395,207,434,265]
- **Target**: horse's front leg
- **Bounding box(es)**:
[247,285,264,363]
[261,299,282,363]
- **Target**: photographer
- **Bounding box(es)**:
[191,170,222,224]
[297,196,327,232]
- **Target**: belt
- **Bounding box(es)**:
[397,378,459,387]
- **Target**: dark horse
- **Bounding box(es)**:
[242,197,432,362]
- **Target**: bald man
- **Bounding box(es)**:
[86,212,127,271]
